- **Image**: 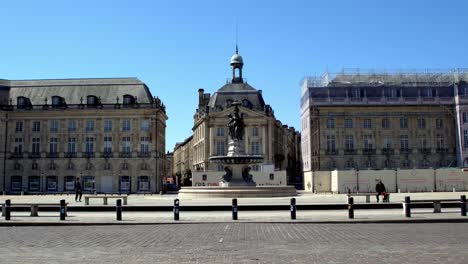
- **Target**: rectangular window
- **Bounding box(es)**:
[86,120,94,132]
[437,134,445,150]
[363,119,372,129]
[326,118,335,129]
[68,120,76,132]
[216,141,225,155]
[463,112,468,124]
[382,118,390,129]
[50,120,59,133]
[436,119,443,129]
[417,118,426,129]
[383,136,392,149]
[15,121,23,132]
[400,118,408,129]
[345,135,354,151]
[85,137,94,153]
[122,119,131,131]
[64,176,75,191]
[122,137,131,153]
[14,138,23,154]
[140,119,150,131]
[400,135,409,150]
[251,141,261,155]
[140,137,150,154]
[464,131,468,149]
[216,127,225,137]
[32,138,40,154]
[326,135,336,152]
[32,121,41,132]
[363,135,373,150]
[252,127,259,137]
[418,135,427,149]
[49,138,58,154]
[344,118,353,128]
[104,120,112,132]
[104,137,113,153]
[68,137,76,154]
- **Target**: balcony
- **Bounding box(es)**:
[418,148,432,154]
[400,148,411,154]
[382,148,394,155]
[102,152,113,158]
[363,149,376,155]
[120,152,132,158]
[436,148,449,154]
[344,149,357,155]
[65,152,77,158]
[29,152,41,159]
[47,152,59,158]
[83,152,95,158]
[138,152,151,158]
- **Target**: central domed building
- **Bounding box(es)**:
[173,48,302,188]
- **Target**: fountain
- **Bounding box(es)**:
[178,102,297,198]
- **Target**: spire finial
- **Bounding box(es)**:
[236,44,238,55]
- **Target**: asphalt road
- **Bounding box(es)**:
[0,223,466,263]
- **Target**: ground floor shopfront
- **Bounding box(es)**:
[4,174,157,194]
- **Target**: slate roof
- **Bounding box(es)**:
[3,78,154,105]
[207,82,266,110]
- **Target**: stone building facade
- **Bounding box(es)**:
[173,49,301,185]
[0,78,167,194]
[301,70,468,176]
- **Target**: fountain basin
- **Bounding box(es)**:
[178,186,297,198]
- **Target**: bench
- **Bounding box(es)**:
[84,195,128,205]
[403,199,461,213]
[347,193,390,203]
[1,203,68,217]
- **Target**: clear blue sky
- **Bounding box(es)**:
[1,0,468,150]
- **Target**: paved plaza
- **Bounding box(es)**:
[0,223,467,263]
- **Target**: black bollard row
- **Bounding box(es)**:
[174,199,180,221]
[232,198,238,220]
[404,196,411,218]
[290,198,296,220]
[60,199,66,221]
[5,199,11,220]
[461,195,467,217]
[116,199,122,221]
[348,197,354,219]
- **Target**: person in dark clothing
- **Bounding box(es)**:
[375,180,386,203]
[75,177,82,202]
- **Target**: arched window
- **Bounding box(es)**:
[87,95,98,106]
[123,95,135,106]
[52,96,65,107]
[242,99,252,109]
[17,96,30,109]
[225,99,233,108]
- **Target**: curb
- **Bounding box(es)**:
[1,218,467,226]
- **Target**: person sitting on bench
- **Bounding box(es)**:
[375,180,387,203]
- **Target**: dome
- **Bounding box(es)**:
[230,53,244,65]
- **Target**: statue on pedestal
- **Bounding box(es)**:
[228,102,244,141]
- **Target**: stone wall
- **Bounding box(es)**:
[304,168,468,193]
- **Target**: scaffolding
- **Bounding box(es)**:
[303,68,468,88]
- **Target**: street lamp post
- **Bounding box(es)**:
[41,172,44,193]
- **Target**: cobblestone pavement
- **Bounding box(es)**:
[0,223,467,264]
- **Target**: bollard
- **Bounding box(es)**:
[116,199,122,221]
[174,199,180,221]
[5,199,11,220]
[348,197,354,219]
[232,198,238,220]
[290,198,296,220]
[404,196,411,218]
[59,199,66,221]
[461,195,467,217]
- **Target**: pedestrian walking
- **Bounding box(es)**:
[375,180,386,203]
[75,177,82,202]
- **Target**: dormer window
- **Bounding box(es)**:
[242,99,252,109]
[226,99,233,108]
[17,96,31,109]
[123,95,135,106]
[52,96,66,108]
[87,95,98,106]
